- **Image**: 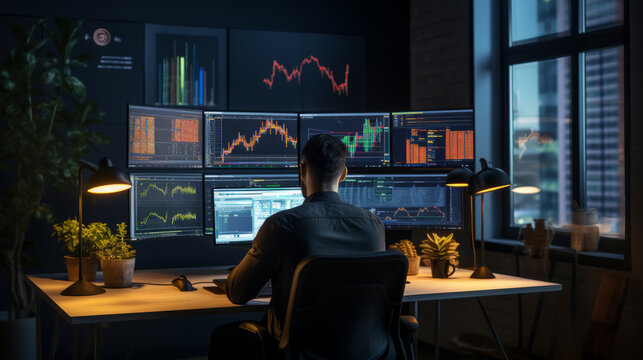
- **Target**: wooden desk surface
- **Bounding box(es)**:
[27,266,561,325]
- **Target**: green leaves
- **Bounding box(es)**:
[95,223,136,260]
[420,233,460,262]
[0,17,109,317]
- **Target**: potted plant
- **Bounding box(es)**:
[0,18,107,358]
[420,233,460,278]
[51,218,101,281]
[389,239,421,276]
[96,223,136,288]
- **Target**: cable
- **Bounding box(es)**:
[136,281,213,286]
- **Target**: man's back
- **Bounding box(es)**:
[226,191,385,340]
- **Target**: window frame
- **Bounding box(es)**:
[500,0,631,269]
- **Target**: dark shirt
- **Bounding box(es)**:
[226,191,385,340]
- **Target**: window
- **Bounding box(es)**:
[504,0,627,241]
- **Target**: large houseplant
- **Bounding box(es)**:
[0,18,108,319]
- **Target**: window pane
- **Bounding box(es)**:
[582,0,624,32]
[510,0,570,46]
[510,57,572,227]
[583,46,624,236]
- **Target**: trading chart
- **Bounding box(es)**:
[204,174,299,234]
[205,112,298,168]
[338,174,462,229]
[299,113,390,167]
[128,105,202,168]
[145,24,227,108]
[392,110,474,168]
[130,174,203,239]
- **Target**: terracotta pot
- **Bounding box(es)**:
[100,258,135,288]
[407,256,421,276]
[430,259,456,278]
[64,256,99,281]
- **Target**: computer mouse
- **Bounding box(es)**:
[172,275,196,292]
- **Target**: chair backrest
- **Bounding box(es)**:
[279,251,409,360]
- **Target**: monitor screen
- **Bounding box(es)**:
[128,105,203,168]
[204,174,300,235]
[130,173,204,239]
[213,187,304,245]
[299,113,390,168]
[204,111,298,168]
[391,109,474,168]
[338,174,462,229]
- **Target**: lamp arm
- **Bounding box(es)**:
[78,159,99,172]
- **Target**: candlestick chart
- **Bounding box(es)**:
[205,112,298,168]
[299,113,390,167]
[130,174,203,239]
[338,174,462,229]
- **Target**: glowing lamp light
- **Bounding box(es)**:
[512,186,541,194]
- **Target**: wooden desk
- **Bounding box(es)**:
[27,266,561,359]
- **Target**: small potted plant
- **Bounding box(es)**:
[420,233,460,278]
[52,218,100,281]
[389,239,421,276]
[96,223,136,288]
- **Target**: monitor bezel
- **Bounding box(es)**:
[203,110,300,169]
[298,111,392,169]
[212,186,303,246]
[126,104,205,170]
[390,108,475,171]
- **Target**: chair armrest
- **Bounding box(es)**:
[400,315,419,331]
[237,321,278,360]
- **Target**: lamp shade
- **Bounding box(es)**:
[86,158,131,194]
[511,174,541,194]
[446,166,474,187]
[469,158,510,195]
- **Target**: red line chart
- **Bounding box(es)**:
[262,55,349,96]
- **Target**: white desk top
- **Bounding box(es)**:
[27,266,561,325]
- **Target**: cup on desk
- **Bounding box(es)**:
[430,260,456,278]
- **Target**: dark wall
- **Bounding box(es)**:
[0,1,411,357]
[410,0,472,110]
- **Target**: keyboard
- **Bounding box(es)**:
[212,278,272,297]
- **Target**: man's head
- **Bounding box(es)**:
[299,134,348,197]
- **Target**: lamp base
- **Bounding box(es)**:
[61,279,106,296]
[470,266,495,279]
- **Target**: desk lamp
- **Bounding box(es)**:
[468,158,510,279]
[446,166,476,269]
[61,157,131,296]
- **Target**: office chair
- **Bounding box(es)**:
[233,251,417,360]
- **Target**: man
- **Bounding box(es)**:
[211,134,385,358]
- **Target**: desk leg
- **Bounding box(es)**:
[94,323,102,360]
[476,297,508,360]
[528,261,557,352]
[72,325,78,360]
[434,300,441,360]
[36,296,41,360]
[514,251,523,348]
[48,314,64,360]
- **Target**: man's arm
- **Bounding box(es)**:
[225,216,281,304]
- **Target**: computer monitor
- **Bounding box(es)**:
[338,174,462,229]
[130,173,204,240]
[213,187,304,245]
[391,109,474,168]
[204,111,298,168]
[127,105,203,168]
[299,112,390,168]
[204,174,300,235]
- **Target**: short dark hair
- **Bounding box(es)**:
[301,134,348,183]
